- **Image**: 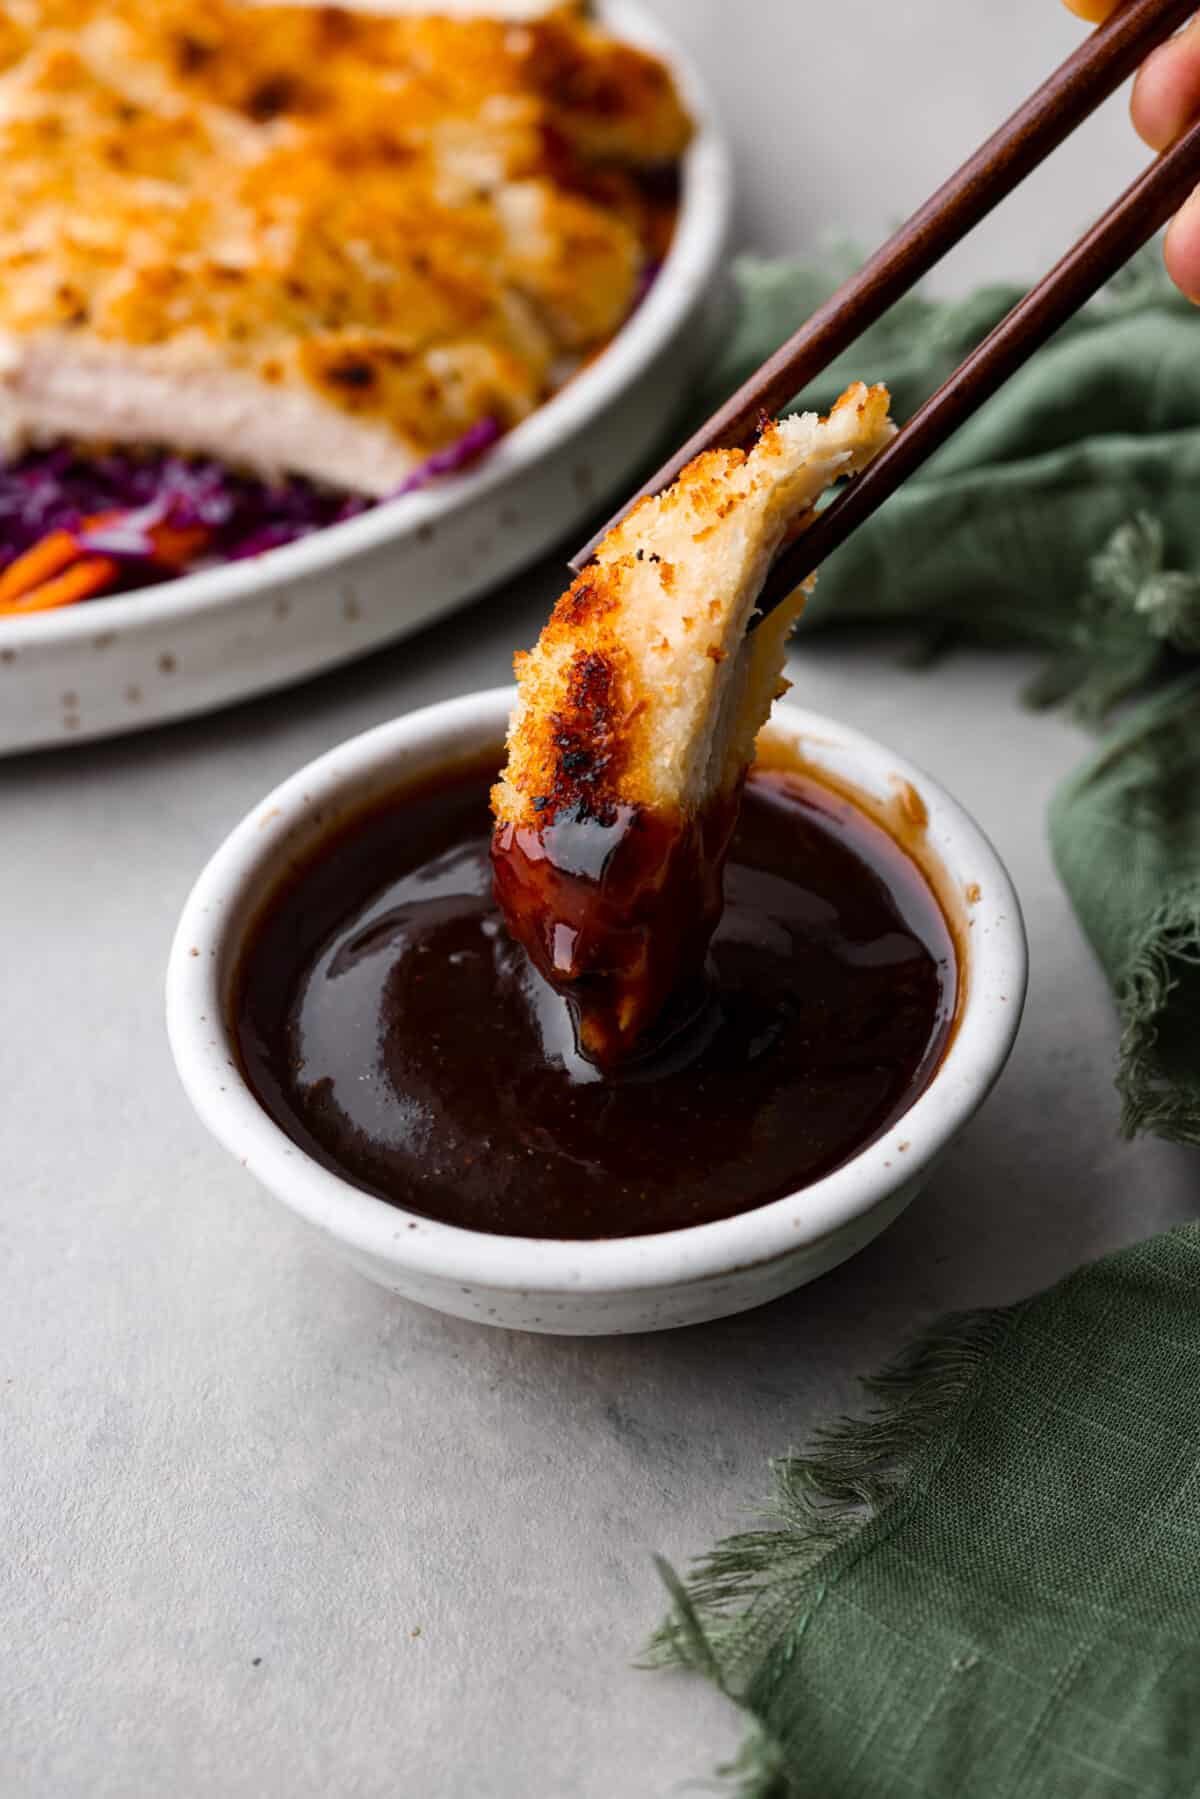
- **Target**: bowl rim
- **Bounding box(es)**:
[0,0,732,651]
[166,685,1029,1296]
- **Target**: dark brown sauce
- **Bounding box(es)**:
[234,752,957,1240]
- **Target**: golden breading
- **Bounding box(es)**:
[490,385,896,1066]
[493,384,896,831]
[0,1,691,490]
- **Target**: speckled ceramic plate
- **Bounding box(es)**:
[0,0,731,755]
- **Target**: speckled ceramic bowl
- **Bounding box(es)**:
[166,686,1027,1335]
[0,0,731,755]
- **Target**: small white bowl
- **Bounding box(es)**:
[167,688,1027,1335]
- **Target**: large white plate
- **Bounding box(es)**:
[0,0,731,754]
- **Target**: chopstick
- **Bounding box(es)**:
[569,0,1198,576]
[754,112,1200,617]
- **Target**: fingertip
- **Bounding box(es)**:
[1164,190,1200,304]
[1131,20,1200,153]
[1132,43,1184,151]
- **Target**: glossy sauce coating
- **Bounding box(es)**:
[235,753,957,1240]
[491,793,738,1069]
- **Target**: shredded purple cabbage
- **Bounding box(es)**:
[0,421,501,596]
[0,446,367,589]
[632,258,663,311]
[391,415,503,497]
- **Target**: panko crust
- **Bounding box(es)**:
[501,566,632,825]
[493,382,895,828]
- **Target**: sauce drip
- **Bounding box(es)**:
[491,794,738,1069]
[235,753,957,1241]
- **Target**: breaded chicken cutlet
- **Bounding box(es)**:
[0,1,690,493]
[491,382,896,1067]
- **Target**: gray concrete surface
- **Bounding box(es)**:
[4,4,1195,1795]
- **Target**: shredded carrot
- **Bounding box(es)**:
[0,556,119,615]
[0,528,82,604]
[0,492,218,618]
[0,505,214,616]
[147,520,211,566]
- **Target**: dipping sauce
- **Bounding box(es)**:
[235,753,957,1240]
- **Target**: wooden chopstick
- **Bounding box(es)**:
[751,113,1200,619]
[570,0,1197,573]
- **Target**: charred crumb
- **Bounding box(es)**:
[325,359,377,390]
[363,135,418,173]
[555,576,617,629]
[316,5,357,45]
[565,648,618,725]
[55,282,87,325]
[245,74,302,121]
[174,33,217,75]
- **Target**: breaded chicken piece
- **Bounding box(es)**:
[492,383,896,1067]
[0,1,691,493]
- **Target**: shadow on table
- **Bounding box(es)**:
[336,1030,1199,1502]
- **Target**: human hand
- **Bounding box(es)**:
[1063,0,1200,299]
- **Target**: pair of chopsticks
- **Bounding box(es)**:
[571,0,1200,621]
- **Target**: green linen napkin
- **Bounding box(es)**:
[649,257,1200,1794]
[1050,672,1200,1144]
[653,1227,1200,1799]
[700,253,1200,1144]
